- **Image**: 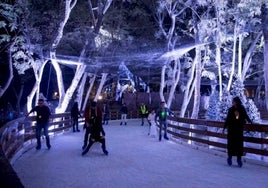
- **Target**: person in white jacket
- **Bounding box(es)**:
[147,109,158,137]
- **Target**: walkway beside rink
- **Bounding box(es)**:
[13,119,268,188]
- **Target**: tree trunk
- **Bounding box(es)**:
[237,34,243,80]
[159,64,167,103]
[0,45,14,98]
[167,59,181,108]
[261,4,268,110]
[55,65,86,113]
[180,59,196,117]
[26,61,48,112]
[50,0,77,107]
[227,22,238,91]
[77,73,88,110]
[82,74,96,110]
[191,47,202,119]
[94,73,108,102]
[242,32,262,81]
[215,43,223,101]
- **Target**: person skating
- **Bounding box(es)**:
[140,103,148,126]
[155,101,173,141]
[82,101,108,156]
[71,102,82,132]
[27,99,51,150]
[147,109,158,137]
[120,103,128,125]
[102,103,110,125]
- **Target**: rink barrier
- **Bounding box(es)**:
[0,112,83,188]
[0,110,141,187]
[1,110,141,160]
[1,111,267,187]
[167,116,268,160]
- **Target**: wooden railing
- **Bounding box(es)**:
[1,111,268,187]
[0,112,85,187]
[1,111,268,162]
[1,110,141,161]
[167,116,268,160]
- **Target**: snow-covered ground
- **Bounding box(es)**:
[13,119,268,188]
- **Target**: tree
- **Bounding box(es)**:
[218,89,232,121]
[261,4,268,110]
[230,79,261,123]
[205,91,220,120]
[0,2,32,98]
[155,0,192,111]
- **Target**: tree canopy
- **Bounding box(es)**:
[0,0,268,118]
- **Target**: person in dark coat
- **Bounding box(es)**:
[82,101,108,156]
[102,103,110,125]
[223,96,252,167]
[120,103,128,125]
[71,102,82,132]
[27,98,51,150]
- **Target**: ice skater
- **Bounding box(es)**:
[82,101,108,156]
[71,102,82,132]
[27,99,51,150]
[155,101,173,141]
[147,109,158,137]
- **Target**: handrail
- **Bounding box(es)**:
[1,111,268,187]
[167,116,268,160]
[1,110,141,160]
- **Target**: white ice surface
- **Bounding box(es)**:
[12,119,268,188]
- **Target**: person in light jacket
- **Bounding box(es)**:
[147,109,158,137]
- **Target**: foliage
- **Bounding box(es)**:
[230,79,261,122]
[206,79,261,123]
[0,2,32,74]
[205,90,220,120]
[0,3,19,45]
[246,98,261,123]
[217,89,232,121]
[1,0,268,115]
[103,0,156,41]
[230,79,247,104]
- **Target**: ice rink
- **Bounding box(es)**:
[13,119,268,188]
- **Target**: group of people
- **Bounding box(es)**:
[27,99,109,155]
[138,102,173,141]
[27,96,253,167]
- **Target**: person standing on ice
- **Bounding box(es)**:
[140,103,148,126]
[155,101,173,141]
[71,102,82,132]
[27,98,51,150]
[223,96,252,167]
[102,103,110,125]
[147,109,158,137]
[119,103,128,125]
